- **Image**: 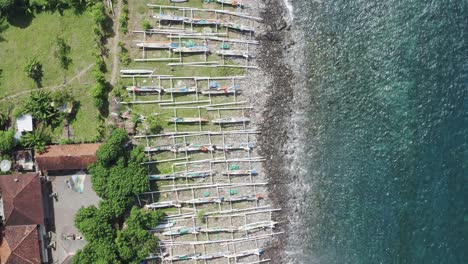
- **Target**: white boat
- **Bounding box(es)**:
[170,143,214,153]
[153,13,186,22]
[167,117,209,123]
[120,69,153,75]
[222,169,258,176]
[224,194,263,202]
[224,248,264,258]
[148,171,212,181]
[150,221,176,231]
[172,46,209,53]
[186,18,221,26]
[144,145,173,153]
[223,22,254,32]
[216,49,255,58]
[215,143,254,151]
[216,0,244,7]
[126,86,162,93]
[212,117,250,124]
[136,42,175,49]
[145,201,181,209]
[164,253,201,261]
[162,226,201,236]
[181,196,224,205]
[171,0,188,2]
[148,174,176,180]
[163,87,198,94]
[238,221,276,232]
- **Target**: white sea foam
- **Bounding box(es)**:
[284,0,294,19]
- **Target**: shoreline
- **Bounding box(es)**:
[243,0,309,262]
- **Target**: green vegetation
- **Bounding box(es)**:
[20,128,51,153]
[142,20,151,31]
[54,37,72,70]
[24,58,43,86]
[118,41,131,66]
[22,90,60,126]
[146,115,163,135]
[74,129,164,264]
[119,0,129,34]
[0,128,15,155]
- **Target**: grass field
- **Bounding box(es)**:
[0,9,100,142]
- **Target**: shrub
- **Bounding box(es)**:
[0,129,15,155]
[24,58,43,84]
[54,37,72,70]
[142,20,151,31]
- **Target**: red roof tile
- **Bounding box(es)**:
[35,143,101,171]
[0,173,44,226]
[0,225,42,264]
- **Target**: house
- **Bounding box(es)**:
[0,173,49,263]
[15,114,33,140]
[35,144,101,175]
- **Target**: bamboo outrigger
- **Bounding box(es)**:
[223,22,254,32]
[153,13,186,22]
[212,117,250,124]
[225,248,264,258]
[148,170,212,181]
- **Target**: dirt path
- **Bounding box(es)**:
[109,0,123,86]
[0,63,94,101]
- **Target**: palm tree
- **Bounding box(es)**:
[23,90,60,126]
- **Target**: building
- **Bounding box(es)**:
[0,173,49,263]
[15,114,33,140]
[35,144,101,175]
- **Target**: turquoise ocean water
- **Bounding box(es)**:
[294,0,467,263]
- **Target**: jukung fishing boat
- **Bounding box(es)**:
[150,221,176,231]
[171,0,188,3]
[186,18,222,26]
[171,45,209,53]
[148,171,212,181]
[126,86,163,93]
[170,143,214,153]
[216,0,244,7]
[199,227,237,233]
[214,142,254,151]
[212,117,250,125]
[238,221,277,232]
[224,248,264,258]
[224,194,263,203]
[201,84,240,95]
[164,253,202,261]
[145,201,181,209]
[148,174,176,180]
[167,117,209,123]
[120,69,153,75]
[153,13,186,22]
[222,169,258,176]
[216,49,255,58]
[162,226,201,236]
[136,42,176,49]
[223,22,254,32]
[163,86,198,94]
[181,196,224,205]
[144,145,173,153]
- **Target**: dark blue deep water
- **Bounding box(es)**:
[295,0,468,263]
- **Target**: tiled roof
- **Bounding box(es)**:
[35,143,101,171]
[0,173,44,226]
[0,225,42,264]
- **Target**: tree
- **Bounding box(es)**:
[74,205,114,242]
[24,58,43,84]
[0,0,14,12]
[23,90,60,126]
[142,20,151,31]
[54,37,72,70]
[146,115,163,135]
[115,207,164,263]
[95,129,128,167]
[0,112,8,129]
[0,128,15,155]
[20,129,51,153]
